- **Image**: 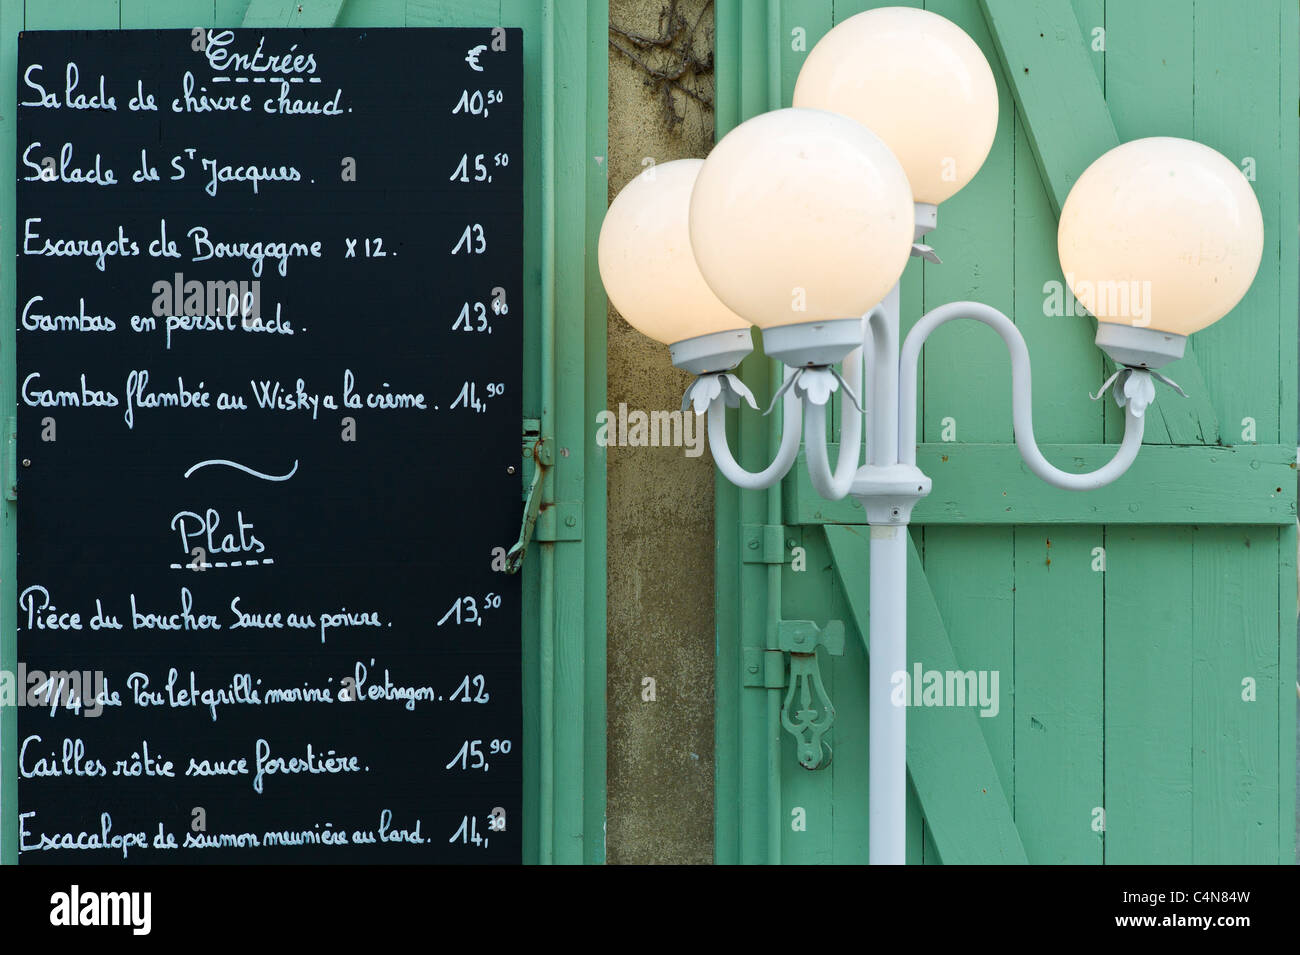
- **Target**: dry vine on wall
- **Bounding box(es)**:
[609,0,715,129]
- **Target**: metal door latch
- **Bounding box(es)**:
[777,620,846,771]
[505,427,551,575]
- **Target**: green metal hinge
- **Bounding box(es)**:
[741,523,789,564]
[742,647,787,688]
[4,417,15,502]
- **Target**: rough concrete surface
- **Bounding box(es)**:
[605,0,717,864]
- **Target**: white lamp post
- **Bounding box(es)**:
[599,6,1264,865]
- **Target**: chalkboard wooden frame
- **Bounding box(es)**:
[0,0,609,866]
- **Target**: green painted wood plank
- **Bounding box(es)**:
[915,4,1017,842]
[833,0,909,24]
[1280,0,1299,453]
[713,476,743,864]
[1014,116,1104,445]
[1148,355,1220,446]
[1106,0,1192,141]
[1279,11,1300,863]
[713,0,790,865]
[1069,0,1103,90]
[1192,2,1282,449]
[406,0,499,27]
[829,573,873,863]
[920,805,939,864]
[24,0,119,28]
[1104,526,1194,864]
[579,0,609,869]
[515,0,608,866]
[779,531,834,863]
[979,0,1219,446]
[492,0,543,864]
[826,524,1028,863]
[120,0,214,27]
[241,0,343,27]
[788,442,1297,526]
[712,3,743,863]
[779,0,829,106]
[1013,526,1103,862]
[783,525,920,864]
[923,0,1013,449]
[774,485,837,857]
[1098,3,1194,446]
[0,0,20,867]
[923,524,1015,805]
[549,0,595,868]
[335,0,406,27]
[489,0,607,866]
[979,0,1113,217]
[787,442,1297,526]
[907,530,926,866]
[781,698,834,862]
[713,0,764,865]
[1278,520,1297,863]
[215,0,252,25]
[1192,526,1279,862]
[1006,4,1112,443]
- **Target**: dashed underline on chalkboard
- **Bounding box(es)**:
[211,76,324,84]
[168,559,276,570]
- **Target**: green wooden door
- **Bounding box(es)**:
[0,0,608,865]
[714,0,1298,864]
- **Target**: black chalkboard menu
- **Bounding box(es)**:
[14,28,522,863]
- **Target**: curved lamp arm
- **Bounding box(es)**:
[899,301,1146,491]
[804,346,864,499]
[706,367,803,490]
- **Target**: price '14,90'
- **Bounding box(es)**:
[449,381,504,413]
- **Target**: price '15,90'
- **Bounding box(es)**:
[444,737,512,772]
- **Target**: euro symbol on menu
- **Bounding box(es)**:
[465,45,486,72]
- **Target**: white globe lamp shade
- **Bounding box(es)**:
[792,6,999,206]
[1058,137,1264,368]
[689,107,914,366]
[598,158,753,373]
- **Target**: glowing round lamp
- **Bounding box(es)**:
[792,6,999,206]
[598,158,753,374]
[689,107,914,366]
[1058,137,1264,368]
